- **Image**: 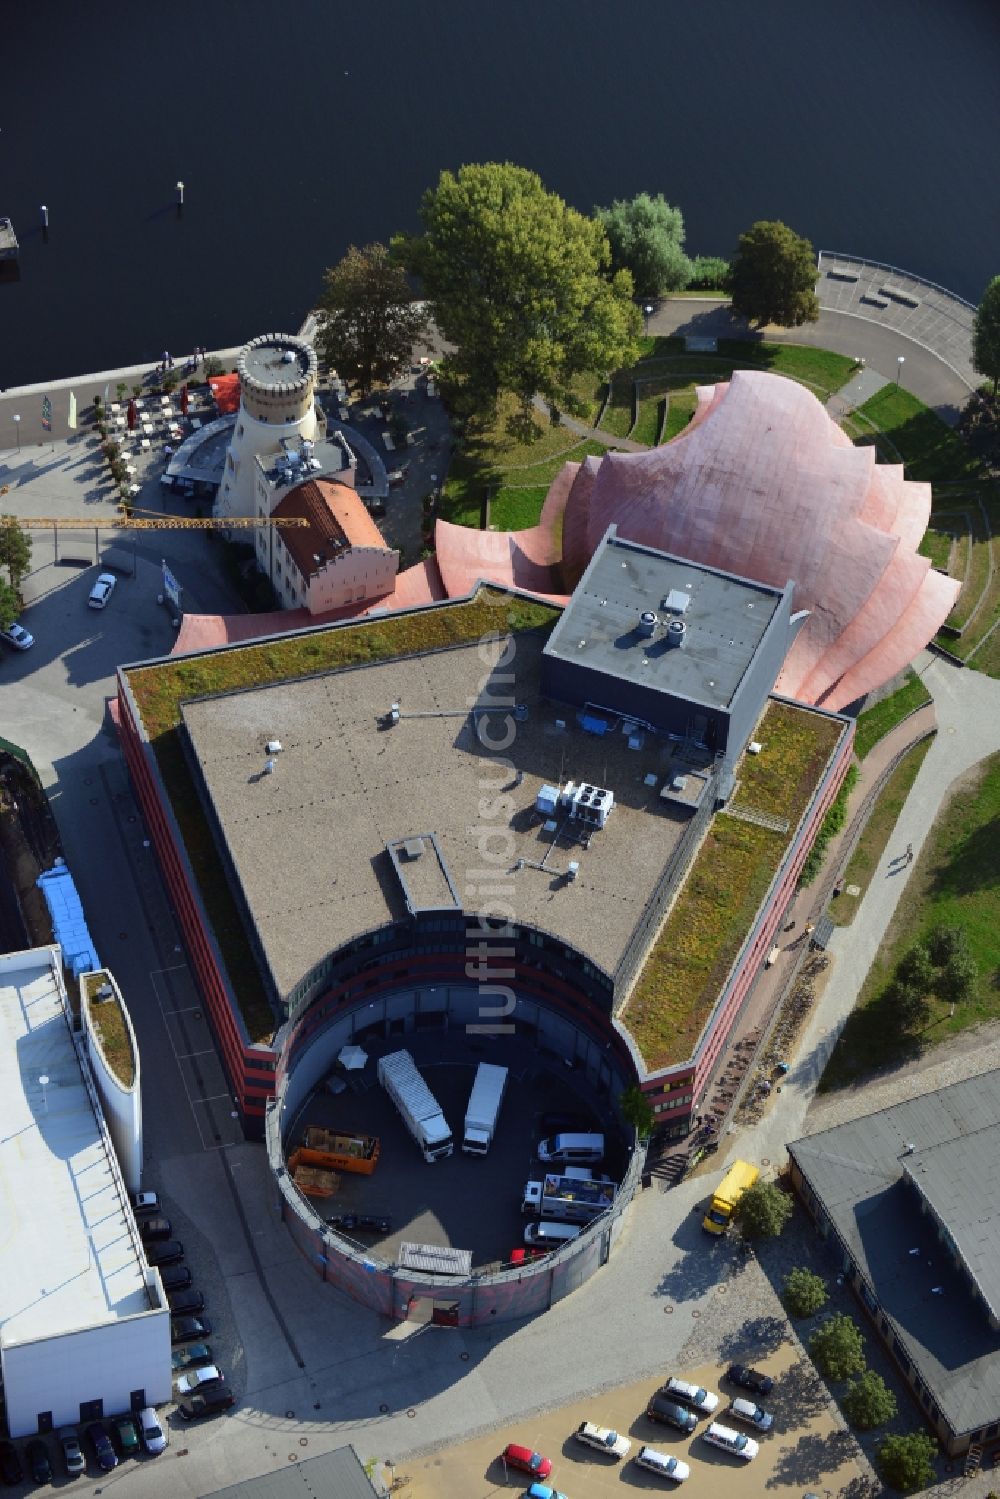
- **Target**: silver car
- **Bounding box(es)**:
[88,572,117,609]
[0,621,33,649]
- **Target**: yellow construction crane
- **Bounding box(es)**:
[5,512,308,531]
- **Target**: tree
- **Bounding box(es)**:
[896,942,934,991]
[396,162,641,425]
[727,220,820,329]
[876,1431,937,1492]
[940,947,978,1005]
[973,276,1000,394]
[842,1369,898,1430]
[594,192,692,298]
[958,388,1000,470]
[0,576,19,631]
[927,923,970,968]
[808,1312,866,1381]
[0,516,32,593]
[619,1084,654,1139]
[317,243,428,397]
[733,1179,793,1239]
[782,1265,828,1318]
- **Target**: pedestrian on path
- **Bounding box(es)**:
[906,842,914,864]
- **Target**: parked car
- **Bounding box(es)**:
[538,1111,590,1137]
[145,1238,184,1266]
[645,1395,698,1434]
[0,1440,23,1484]
[662,1377,718,1416]
[327,1212,392,1234]
[160,1264,192,1292]
[172,1340,213,1372]
[702,1422,759,1461]
[139,1407,167,1456]
[88,572,117,609]
[139,1215,173,1241]
[526,1485,568,1499]
[113,1415,140,1457]
[509,1246,548,1265]
[175,1363,224,1396]
[0,621,34,650]
[729,1397,773,1433]
[725,1363,774,1396]
[575,1420,631,1459]
[634,1446,690,1483]
[177,1389,235,1421]
[25,1437,52,1483]
[171,1314,211,1344]
[131,1190,160,1216]
[86,1422,118,1472]
[58,1426,85,1476]
[502,1444,553,1480]
[167,1288,205,1316]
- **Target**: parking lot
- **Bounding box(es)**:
[291,1038,627,1267]
[404,1345,867,1499]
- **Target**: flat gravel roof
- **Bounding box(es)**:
[181,633,691,999]
[0,951,150,1346]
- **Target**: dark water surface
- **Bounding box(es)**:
[1,0,998,390]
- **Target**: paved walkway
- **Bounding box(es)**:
[826,363,890,422]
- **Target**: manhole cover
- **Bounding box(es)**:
[692,1309,701,1317]
[407,1408,417,1418]
[717,1284,727,1294]
[285,1410,294,1419]
[663,1305,674,1314]
[379,1404,389,1413]
[299,1438,308,1447]
[288,1453,298,1462]
[460,1352,469,1361]
[762,1157,770,1166]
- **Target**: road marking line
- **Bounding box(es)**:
[174,1047,217,1060]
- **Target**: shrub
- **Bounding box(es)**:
[927,924,969,967]
[842,1369,897,1429]
[782,1265,828,1318]
[733,1179,793,1239]
[799,765,858,886]
[686,255,730,290]
[808,1312,866,1380]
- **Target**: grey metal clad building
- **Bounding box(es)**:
[788,1069,1000,1454]
[199,1443,384,1499]
[541,527,803,768]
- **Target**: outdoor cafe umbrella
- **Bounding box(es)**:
[338,1044,368,1071]
[126,399,137,431]
[180,383,189,416]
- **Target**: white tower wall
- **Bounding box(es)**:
[217,332,319,522]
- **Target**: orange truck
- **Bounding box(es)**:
[299,1126,381,1176]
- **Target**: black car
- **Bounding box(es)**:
[645,1395,698,1434]
[146,1239,184,1266]
[0,1440,23,1484]
[139,1216,173,1242]
[160,1264,192,1291]
[171,1314,212,1345]
[178,1388,236,1421]
[328,1213,392,1235]
[726,1363,774,1396]
[86,1422,118,1472]
[26,1437,52,1483]
[168,1288,206,1315]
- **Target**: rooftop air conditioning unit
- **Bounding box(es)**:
[665,619,687,649]
[637,610,658,639]
[266,739,283,754]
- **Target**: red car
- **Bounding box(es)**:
[502,1444,553,1480]
[510,1247,548,1265]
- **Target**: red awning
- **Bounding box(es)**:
[208,372,241,415]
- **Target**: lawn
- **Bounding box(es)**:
[829,740,933,928]
[820,750,1000,1089]
[853,669,932,760]
[918,526,953,569]
[623,702,846,1070]
[854,385,980,483]
[129,588,560,1041]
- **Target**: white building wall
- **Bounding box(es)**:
[307,546,399,613]
[2,1298,170,1437]
[218,402,319,522]
[80,972,143,1195]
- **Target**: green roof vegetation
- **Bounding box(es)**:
[623,701,845,1072]
[81,972,135,1089]
[126,588,561,1044]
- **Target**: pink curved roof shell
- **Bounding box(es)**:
[555,371,958,710]
[433,463,573,606]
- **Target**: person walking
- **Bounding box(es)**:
[906,842,914,865]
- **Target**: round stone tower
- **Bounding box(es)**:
[217,332,320,521]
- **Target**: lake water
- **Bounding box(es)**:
[1,0,998,390]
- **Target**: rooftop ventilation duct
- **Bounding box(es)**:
[637,610,658,639]
[665,619,687,649]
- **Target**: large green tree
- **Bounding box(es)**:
[0,516,32,593]
[973,275,1000,394]
[594,192,692,298]
[782,1265,828,1318]
[808,1313,866,1381]
[733,1179,793,1239]
[842,1370,898,1430]
[396,163,641,424]
[316,243,427,396]
[0,576,19,631]
[876,1431,938,1492]
[727,220,820,328]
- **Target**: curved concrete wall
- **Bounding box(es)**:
[80,970,143,1194]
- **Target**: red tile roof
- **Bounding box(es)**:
[271,478,392,580]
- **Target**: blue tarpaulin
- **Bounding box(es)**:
[36,860,99,978]
[579,714,609,736]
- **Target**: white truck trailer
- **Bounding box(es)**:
[378,1050,453,1162]
[462,1062,508,1154]
[522,1173,616,1223]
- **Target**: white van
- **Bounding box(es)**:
[634,1446,690,1482]
[524,1220,582,1246]
[729,1397,773,1433]
[537,1132,605,1165]
[702,1423,758,1461]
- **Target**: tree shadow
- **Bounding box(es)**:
[927,814,1000,899]
[715,1312,789,1363]
[656,1211,738,1302]
[767,1353,832,1427]
[764,1427,857,1489]
[816,986,925,1092]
